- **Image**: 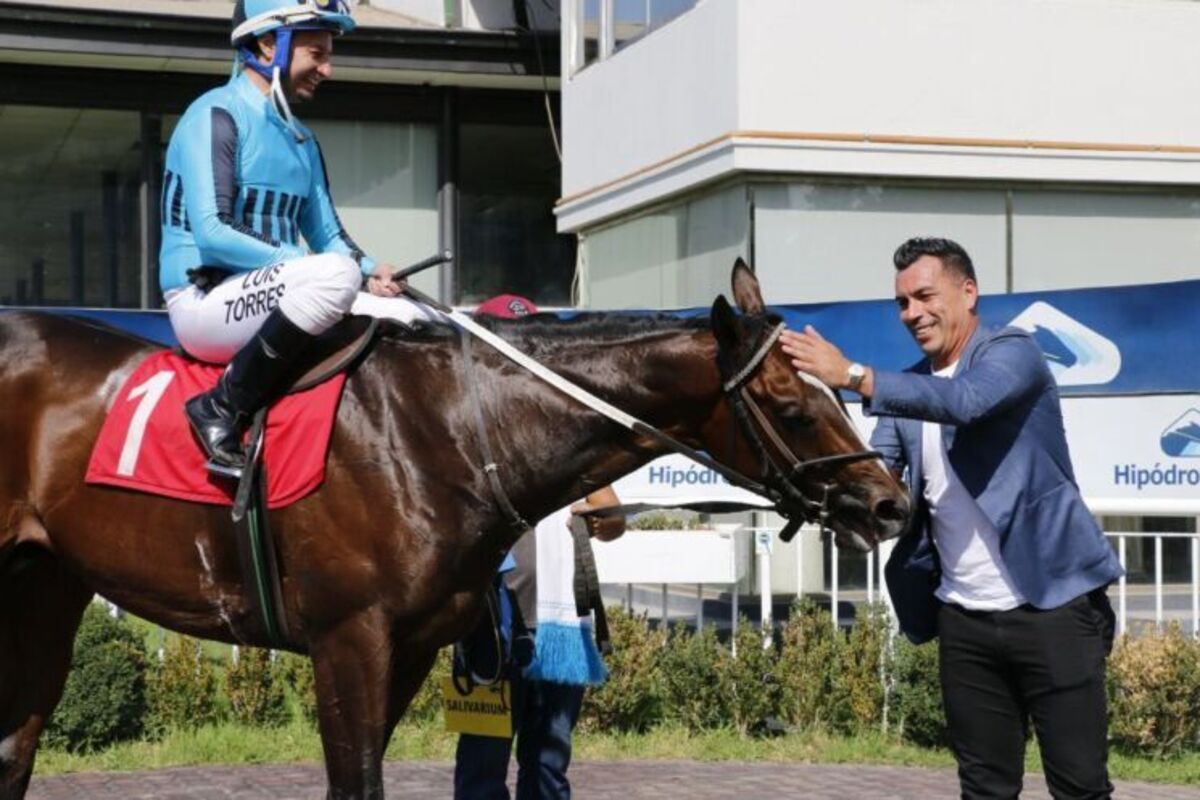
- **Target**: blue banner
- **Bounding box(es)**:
[760,278,1200,396]
[8,277,1199,396]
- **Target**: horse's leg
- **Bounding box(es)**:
[0,550,92,800]
[311,607,396,800]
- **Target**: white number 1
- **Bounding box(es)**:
[117,370,176,477]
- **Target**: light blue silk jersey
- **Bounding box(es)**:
[159,72,375,293]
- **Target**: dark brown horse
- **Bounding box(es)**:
[0,264,909,799]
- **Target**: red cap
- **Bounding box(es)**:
[474,294,539,319]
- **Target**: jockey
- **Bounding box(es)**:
[159,0,403,474]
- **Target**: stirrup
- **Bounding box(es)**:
[206,460,245,481]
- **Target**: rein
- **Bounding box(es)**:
[402,286,877,542]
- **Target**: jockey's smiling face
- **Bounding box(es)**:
[255,29,335,103]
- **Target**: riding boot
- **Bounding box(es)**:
[185,309,315,472]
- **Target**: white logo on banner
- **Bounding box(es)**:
[1007,302,1121,387]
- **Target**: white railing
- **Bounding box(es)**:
[828,529,1200,637]
[1107,530,1200,637]
[604,527,1200,642]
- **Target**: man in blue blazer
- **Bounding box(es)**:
[782,237,1121,800]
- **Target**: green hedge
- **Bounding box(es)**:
[47,601,1200,761]
[45,604,149,752]
[147,633,221,734]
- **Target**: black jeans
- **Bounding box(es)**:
[938,589,1116,800]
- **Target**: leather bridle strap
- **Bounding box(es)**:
[719,320,882,542]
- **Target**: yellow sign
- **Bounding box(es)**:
[441,677,513,738]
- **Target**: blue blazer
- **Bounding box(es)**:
[866,324,1123,644]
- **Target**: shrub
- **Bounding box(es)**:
[45,604,148,752]
[406,647,453,723]
[775,599,838,729]
[659,622,728,731]
[1109,624,1200,758]
[890,637,947,748]
[277,651,318,725]
[720,619,780,735]
[835,604,890,733]
[146,633,221,734]
[580,607,666,733]
[225,647,289,727]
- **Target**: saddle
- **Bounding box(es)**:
[288,314,378,394]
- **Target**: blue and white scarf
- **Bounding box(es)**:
[521,505,608,686]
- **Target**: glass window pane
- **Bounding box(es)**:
[1012,190,1200,291]
[582,0,601,69]
[304,119,440,294]
[457,123,575,306]
[0,106,143,307]
[582,184,749,309]
[753,182,1008,303]
[614,0,697,51]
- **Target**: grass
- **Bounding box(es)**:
[33,721,1200,786]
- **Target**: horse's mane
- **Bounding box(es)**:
[374,312,710,345]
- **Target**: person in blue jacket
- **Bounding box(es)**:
[160,0,403,472]
[781,237,1122,800]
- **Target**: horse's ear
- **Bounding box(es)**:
[711,294,742,352]
[731,258,765,315]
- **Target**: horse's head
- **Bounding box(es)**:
[704,260,911,551]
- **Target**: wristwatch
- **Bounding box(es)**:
[846,362,867,392]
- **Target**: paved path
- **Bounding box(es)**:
[27,760,1200,799]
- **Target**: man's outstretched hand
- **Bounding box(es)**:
[780,325,872,396]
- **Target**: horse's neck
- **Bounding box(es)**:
[493,326,720,527]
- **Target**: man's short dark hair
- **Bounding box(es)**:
[893,237,976,283]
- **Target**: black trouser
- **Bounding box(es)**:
[938,589,1116,800]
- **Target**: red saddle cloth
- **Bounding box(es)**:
[86,351,346,509]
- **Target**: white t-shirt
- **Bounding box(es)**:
[922,362,1026,611]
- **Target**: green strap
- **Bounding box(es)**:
[246,501,282,646]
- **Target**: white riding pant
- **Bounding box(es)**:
[167,252,447,364]
[167,252,360,363]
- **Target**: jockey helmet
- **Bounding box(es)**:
[232,0,356,48]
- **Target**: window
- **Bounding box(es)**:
[569,0,698,75]
[457,122,575,306]
[305,119,440,293]
[614,0,699,52]
[1011,190,1200,291]
[581,184,749,309]
[0,106,143,307]
[752,182,1009,304]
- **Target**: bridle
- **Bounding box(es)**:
[713,317,883,542]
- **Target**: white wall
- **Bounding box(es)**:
[559,0,1200,232]
[737,0,1198,147]
[368,0,446,26]
[561,0,740,206]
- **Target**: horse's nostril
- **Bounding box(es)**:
[873,497,909,522]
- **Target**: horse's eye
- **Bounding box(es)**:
[779,414,815,433]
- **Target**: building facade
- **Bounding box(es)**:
[0,0,572,309]
[556,0,1200,595]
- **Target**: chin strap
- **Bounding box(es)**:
[237,28,307,143]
